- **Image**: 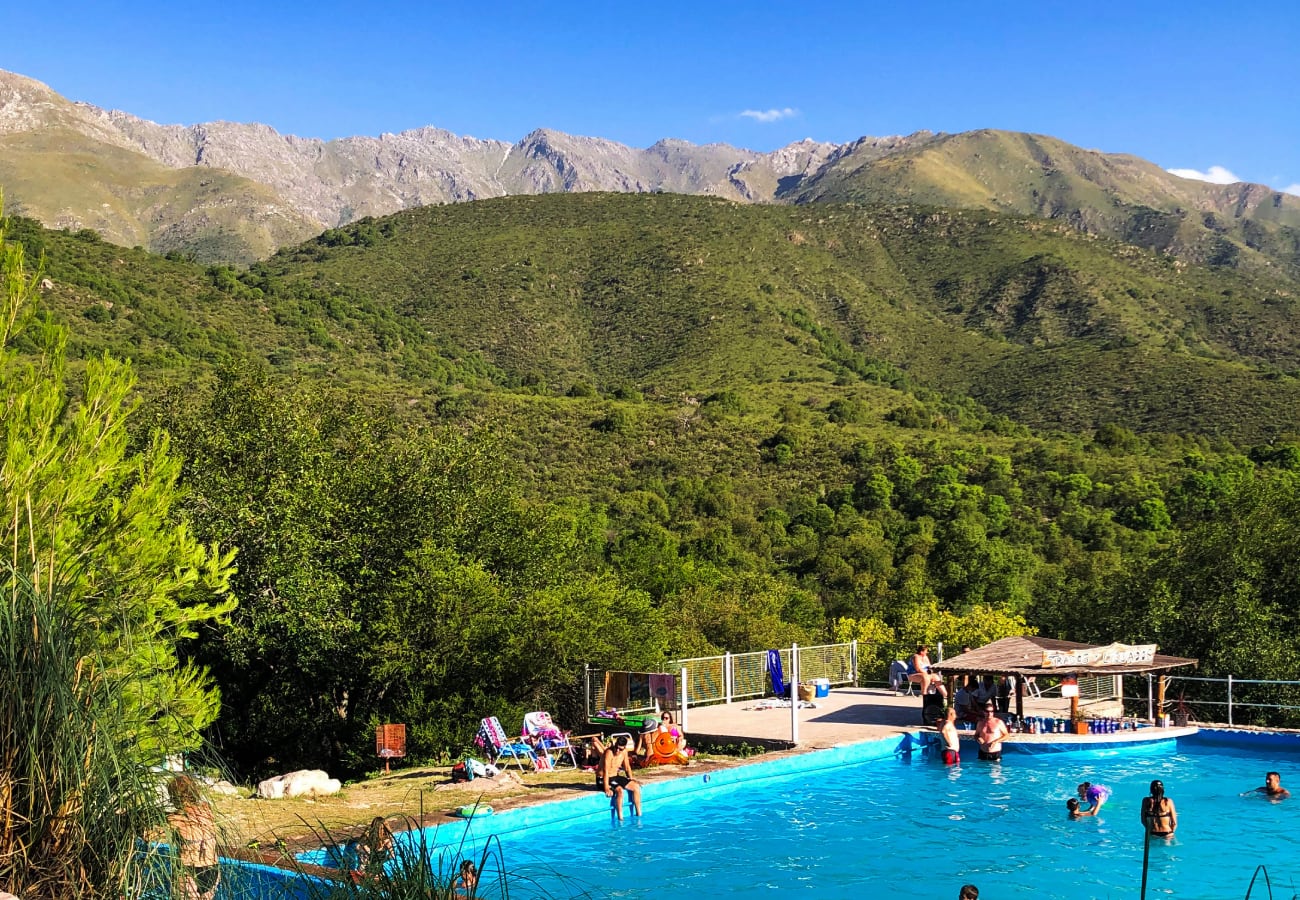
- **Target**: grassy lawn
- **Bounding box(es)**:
[213,756,751,855]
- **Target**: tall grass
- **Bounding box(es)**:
[0,571,168,899]
[289,816,509,900]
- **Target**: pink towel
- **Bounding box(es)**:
[650,673,677,705]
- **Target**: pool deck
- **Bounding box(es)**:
[683,685,1125,749]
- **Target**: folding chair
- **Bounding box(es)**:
[475,716,537,772]
[889,660,916,696]
[522,711,578,769]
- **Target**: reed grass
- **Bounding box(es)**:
[0,570,172,898]
[292,815,514,900]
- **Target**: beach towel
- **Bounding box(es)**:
[649,673,677,705]
[767,649,787,698]
[603,671,630,710]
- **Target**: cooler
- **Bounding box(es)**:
[813,678,831,698]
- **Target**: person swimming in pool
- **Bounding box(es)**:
[455,860,479,898]
[1075,781,1111,816]
[1249,771,1290,800]
[1066,798,1082,817]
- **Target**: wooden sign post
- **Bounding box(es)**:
[376,724,407,774]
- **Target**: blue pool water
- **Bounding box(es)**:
[482,736,1300,900]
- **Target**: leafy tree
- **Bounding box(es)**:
[0,217,235,756]
[1,214,232,897]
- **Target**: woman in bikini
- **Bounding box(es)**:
[1141,779,1178,837]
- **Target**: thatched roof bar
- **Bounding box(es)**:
[932,636,1197,678]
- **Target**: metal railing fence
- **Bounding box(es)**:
[1123,674,1300,728]
[584,642,859,722]
[667,642,857,708]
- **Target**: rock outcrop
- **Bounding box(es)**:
[256,769,342,800]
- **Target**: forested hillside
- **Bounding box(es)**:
[12,198,1300,778]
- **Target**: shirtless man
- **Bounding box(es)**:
[1255,771,1290,800]
[908,644,947,698]
[975,703,1009,762]
[937,706,961,765]
[598,735,643,820]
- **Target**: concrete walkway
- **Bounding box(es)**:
[683,685,1122,749]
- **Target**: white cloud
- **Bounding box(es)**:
[1284,184,1300,197]
[1166,165,1242,185]
[739,107,799,124]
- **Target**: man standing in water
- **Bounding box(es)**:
[975,703,1008,762]
[598,735,643,820]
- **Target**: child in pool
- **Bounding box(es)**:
[455,860,478,897]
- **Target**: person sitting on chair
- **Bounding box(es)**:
[908,644,947,698]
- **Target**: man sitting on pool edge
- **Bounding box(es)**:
[975,703,1008,762]
[598,734,643,820]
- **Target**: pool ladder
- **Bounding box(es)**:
[1242,865,1297,900]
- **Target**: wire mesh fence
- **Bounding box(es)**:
[794,643,856,686]
[584,642,858,716]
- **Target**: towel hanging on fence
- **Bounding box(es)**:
[603,671,630,710]
[649,673,677,705]
[767,649,787,698]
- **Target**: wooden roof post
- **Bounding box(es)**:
[1016,678,1025,720]
[1156,674,1167,726]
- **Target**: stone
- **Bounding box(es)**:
[256,769,341,800]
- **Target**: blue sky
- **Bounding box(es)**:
[7,0,1298,191]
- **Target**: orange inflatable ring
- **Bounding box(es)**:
[647,731,690,765]
[653,732,679,756]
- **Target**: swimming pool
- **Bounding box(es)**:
[478,733,1300,900]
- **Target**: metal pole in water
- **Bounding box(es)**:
[1139,824,1151,900]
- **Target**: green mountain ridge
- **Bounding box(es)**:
[3,68,1298,276]
[17,192,1300,444]
[790,130,1300,278]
